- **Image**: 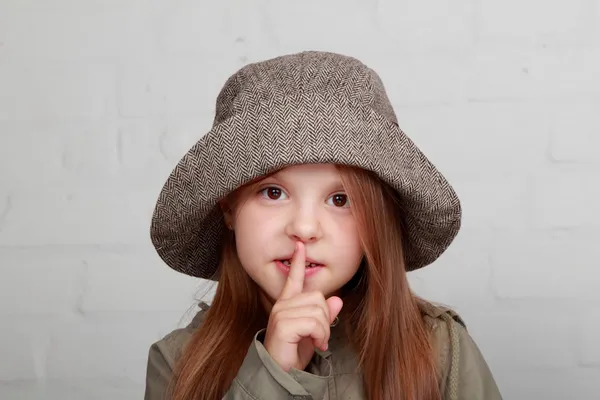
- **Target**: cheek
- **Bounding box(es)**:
[234,224,262,268]
[232,205,274,269]
[334,220,363,265]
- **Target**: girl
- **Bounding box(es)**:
[144,51,502,400]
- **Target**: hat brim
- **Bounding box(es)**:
[150,107,461,280]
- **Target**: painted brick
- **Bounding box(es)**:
[493,367,600,400]
[0,248,85,315]
[118,117,212,169]
[454,175,533,230]
[370,54,469,106]
[577,309,600,367]
[42,378,143,400]
[395,103,549,179]
[479,0,586,43]
[44,313,189,382]
[1,0,134,12]
[0,381,41,400]
[548,102,600,163]
[116,121,171,190]
[491,229,600,300]
[467,47,600,100]
[157,0,277,62]
[377,0,475,50]
[464,308,577,369]
[531,167,600,228]
[156,1,236,55]
[0,122,65,191]
[409,228,495,309]
[0,187,156,246]
[261,0,381,54]
[0,2,149,60]
[0,62,116,120]
[78,249,210,312]
[116,61,166,118]
[162,57,240,117]
[0,379,142,400]
[0,121,121,192]
[0,317,48,380]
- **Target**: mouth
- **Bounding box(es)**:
[274,259,325,277]
[277,259,324,268]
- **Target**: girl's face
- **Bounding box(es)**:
[227,164,363,304]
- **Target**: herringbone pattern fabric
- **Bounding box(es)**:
[150,51,461,279]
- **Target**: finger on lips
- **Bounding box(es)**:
[279,241,306,300]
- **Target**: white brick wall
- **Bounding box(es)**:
[1,1,599,398]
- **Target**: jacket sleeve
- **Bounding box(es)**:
[453,321,503,400]
[223,330,329,400]
[144,340,175,400]
[144,324,329,400]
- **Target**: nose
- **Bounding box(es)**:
[285,206,322,243]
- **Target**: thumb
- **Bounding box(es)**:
[326,296,343,324]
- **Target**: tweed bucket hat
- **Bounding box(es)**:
[150,50,461,280]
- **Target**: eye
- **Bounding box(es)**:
[259,186,288,200]
[327,193,350,208]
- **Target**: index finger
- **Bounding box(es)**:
[279,241,305,300]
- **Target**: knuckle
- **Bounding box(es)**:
[310,304,321,314]
[318,305,328,319]
[314,319,326,334]
[270,311,281,323]
[309,291,324,302]
[272,301,287,315]
[309,305,327,323]
[272,318,286,332]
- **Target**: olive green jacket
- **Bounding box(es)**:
[144,303,502,399]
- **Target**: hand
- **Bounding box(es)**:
[263,242,343,372]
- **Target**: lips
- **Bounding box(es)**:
[276,255,324,268]
[274,259,324,277]
[279,259,323,268]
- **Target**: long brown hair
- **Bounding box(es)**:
[168,165,440,400]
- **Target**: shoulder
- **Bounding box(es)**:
[149,302,210,370]
[418,300,466,381]
[419,300,502,399]
[419,299,466,329]
[144,303,209,400]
